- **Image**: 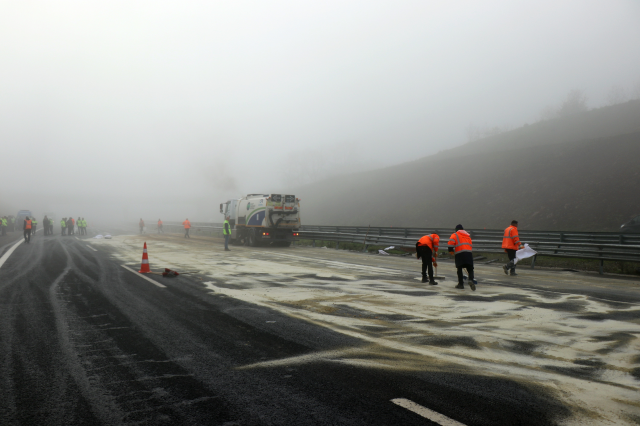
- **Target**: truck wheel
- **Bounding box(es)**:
[248,232,257,247]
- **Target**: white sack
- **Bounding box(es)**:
[378,250,389,255]
[384,246,395,251]
[104,234,112,239]
[513,243,537,265]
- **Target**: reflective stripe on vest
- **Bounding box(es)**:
[448,231,472,253]
[223,220,231,235]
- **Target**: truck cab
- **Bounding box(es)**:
[220,194,300,246]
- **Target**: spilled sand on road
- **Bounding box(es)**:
[90,234,640,425]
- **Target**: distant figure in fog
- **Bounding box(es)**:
[43,215,49,235]
[1,216,7,236]
[31,217,38,236]
[67,217,74,235]
[61,218,67,236]
[139,218,145,234]
[223,216,231,251]
[183,218,191,238]
[23,216,32,243]
[77,217,82,235]
[157,219,163,234]
[49,217,54,236]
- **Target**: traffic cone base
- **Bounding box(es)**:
[139,242,152,273]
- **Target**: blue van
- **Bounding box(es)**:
[15,210,33,229]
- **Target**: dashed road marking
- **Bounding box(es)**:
[0,238,24,270]
[391,398,466,426]
[86,245,98,252]
[121,265,166,288]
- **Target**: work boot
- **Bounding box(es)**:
[510,270,518,276]
[455,284,464,289]
[421,275,428,283]
[469,279,476,291]
[429,280,438,286]
[503,264,509,275]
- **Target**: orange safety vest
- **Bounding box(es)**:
[25,220,32,230]
[417,234,439,251]
[448,230,472,254]
[502,225,520,250]
[158,220,163,226]
[183,220,191,229]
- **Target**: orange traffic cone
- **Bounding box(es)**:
[139,242,152,273]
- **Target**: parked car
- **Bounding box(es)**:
[620,214,640,233]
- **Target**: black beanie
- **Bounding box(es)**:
[455,224,464,231]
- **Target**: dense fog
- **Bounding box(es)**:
[1,0,639,223]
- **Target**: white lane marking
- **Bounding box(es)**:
[391,398,466,426]
[257,252,402,275]
[87,245,98,252]
[121,265,166,288]
[0,238,25,270]
[75,237,79,240]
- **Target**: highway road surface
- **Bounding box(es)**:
[1,229,639,425]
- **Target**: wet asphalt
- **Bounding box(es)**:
[0,229,579,425]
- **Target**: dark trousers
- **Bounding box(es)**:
[32,225,37,235]
[62,228,66,236]
[505,249,517,271]
[24,229,31,243]
[1,226,5,236]
[184,228,190,238]
[418,247,434,281]
[457,265,474,285]
[158,226,163,234]
[224,234,230,250]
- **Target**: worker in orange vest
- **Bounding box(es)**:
[416,234,439,285]
[502,220,524,276]
[157,219,164,234]
[447,224,476,291]
[183,218,191,238]
[23,216,32,243]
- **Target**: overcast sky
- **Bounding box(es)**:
[1,0,639,222]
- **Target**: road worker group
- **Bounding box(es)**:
[0,215,89,243]
[416,221,523,291]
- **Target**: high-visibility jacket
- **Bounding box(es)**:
[1,218,7,226]
[10,217,15,223]
[83,220,87,227]
[158,220,163,226]
[502,225,520,250]
[32,220,38,225]
[50,219,54,225]
[448,230,472,254]
[223,220,231,235]
[25,220,32,230]
[60,220,66,228]
[183,220,191,229]
[417,234,439,252]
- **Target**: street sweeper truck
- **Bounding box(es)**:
[220,194,301,246]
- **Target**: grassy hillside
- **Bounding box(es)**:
[297,101,640,231]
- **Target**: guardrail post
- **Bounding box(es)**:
[335,242,340,250]
[599,245,604,275]
[531,254,537,269]
[362,244,368,253]
[312,240,316,248]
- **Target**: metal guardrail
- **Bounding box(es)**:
[140,222,640,274]
[297,226,640,274]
